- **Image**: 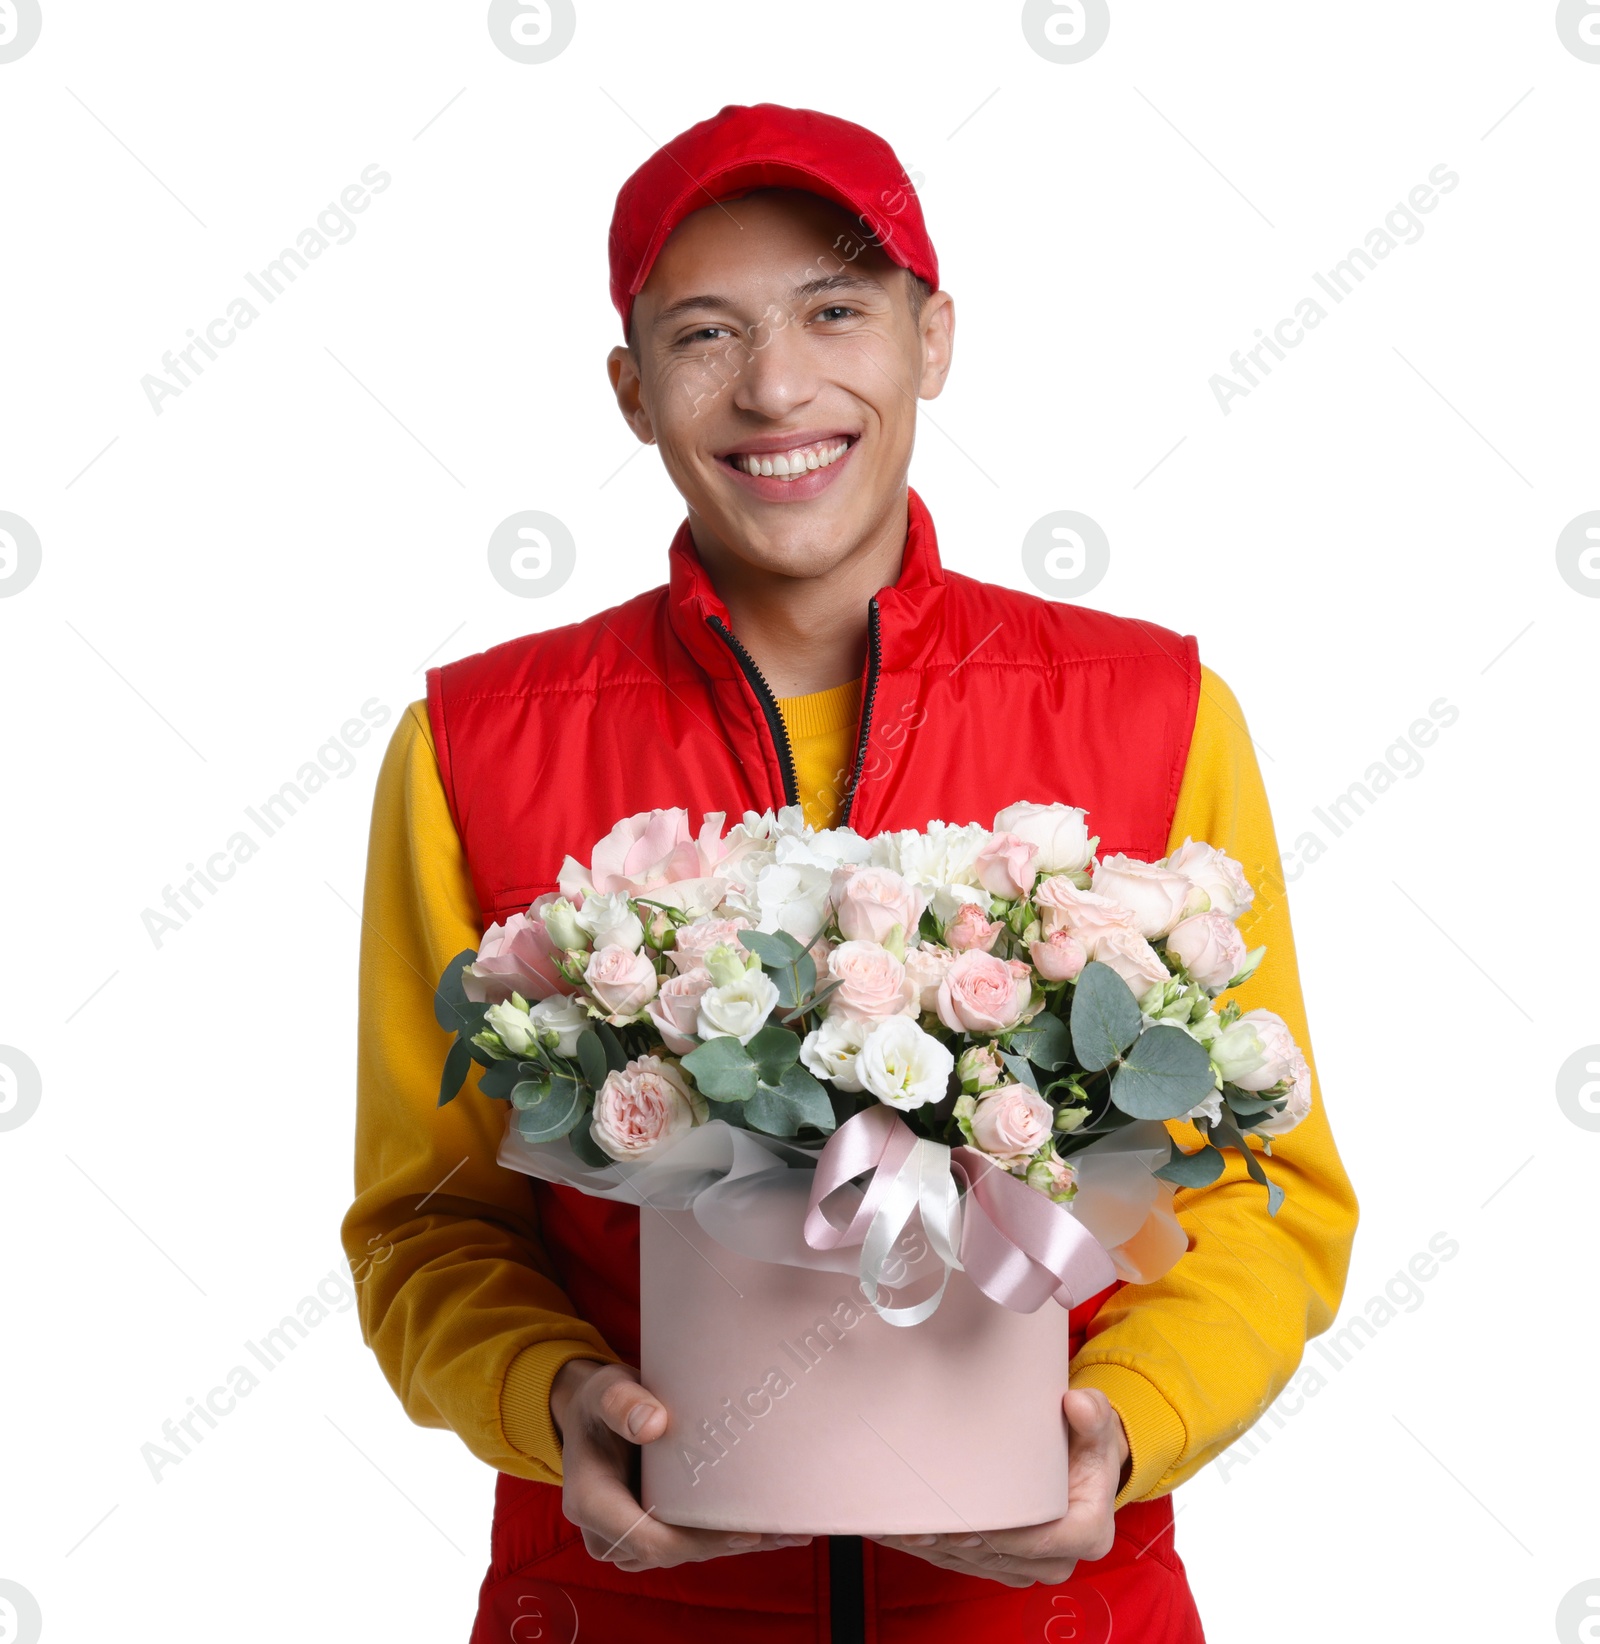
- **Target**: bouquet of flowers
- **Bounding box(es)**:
[436,800,1311,1219]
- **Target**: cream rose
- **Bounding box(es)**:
[1031,876,1134,954]
[1029,928,1088,982]
[831,865,926,945]
[1164,837,1255,921]
[589,1056,707,1161]
[902,944,954,1012]
[974,832,1040,899]
[1164,911,1248,994]
[825,940,918,1023]
[1091,854,1203,939]
[1253,1047,1313,1136]
[1228,1009,1303,1092]
[645,967,714,1054]
[573,891,645,953]
[583,944,659,1018]
[669,916,751,974]
[970,1083,1054,1161]
[936,950,1032,1034]
[528,994,589,1056]
[991,802,1097,874]
[1093,927,1171,1004]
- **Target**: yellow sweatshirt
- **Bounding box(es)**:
[341,664,1356,1507]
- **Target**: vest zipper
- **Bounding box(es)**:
[706,615,799,808]
[838,598,882,829]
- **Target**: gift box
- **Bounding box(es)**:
[638,1205,1073,1536]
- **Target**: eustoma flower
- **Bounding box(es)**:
[854,1018,955,1110]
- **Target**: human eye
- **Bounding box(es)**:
[675,324,733,347]
[814,304,858,324]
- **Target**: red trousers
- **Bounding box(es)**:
[469,1471,1204,1643]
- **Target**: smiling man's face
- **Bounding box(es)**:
[608,188,954,585]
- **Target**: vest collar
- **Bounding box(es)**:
[666,486,948,681]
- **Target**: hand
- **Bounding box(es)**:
[550,1359,812,1572]
[867,1388,1129,1589]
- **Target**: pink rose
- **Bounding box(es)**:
[590,1055,707,1161]
[970,1084,1054,1161]
[1164,911,1247,993]
[1029,929,1088,982]
[936,950,1032,1034]
[583,943,660,1019]
[974,832,1040,900]
[831,865,926,945]
[1090,854,1202,939]
[825,940,918,1024]
[1229,1009,1302,1092]
[945,902,1003,954]
[463,899,573,1003]
[1253,1047,1313,1137]
[669,916,751,974]
[1164,837,1255,921]
[1031,876,1134,954]
[561,809,701,899]
[903,944,954,1012]
[646,967,714,1054]
[1093,927,1170,1003]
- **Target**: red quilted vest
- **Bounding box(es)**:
[428,490,1205,1644]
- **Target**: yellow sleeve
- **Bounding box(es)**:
[339,701,621,1484]
[1069,665,1359,1503]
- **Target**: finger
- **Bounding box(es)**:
[592,1369,669,1445]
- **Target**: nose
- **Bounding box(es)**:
[730,312,821,422]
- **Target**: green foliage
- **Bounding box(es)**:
[1069,962,1142,1071]
[1153,1140,1227,1187]
[681,1035,759,1101]
[1110,1024,1217,1120]
[1008,1011,1073,1071]
[744,1064,836,1136]
[513,1070,589,1144]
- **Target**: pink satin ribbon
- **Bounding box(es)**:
[804,1107,1118,1317]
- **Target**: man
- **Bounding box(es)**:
[343,103,1357,1642]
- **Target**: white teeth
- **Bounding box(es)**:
[731,439,851,480]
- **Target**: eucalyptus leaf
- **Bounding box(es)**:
[1110,1023,1217,1120]
[746,1024,802,1084]
[738,929,806,967]
[595,1021,629,1073]
[437,1037,474,1107]
[781,976,844,1024]
[477,1058,531,1102]
[575,1028,609,1091]
[565,1121,613,1169]
[1213,1114,1286,1215]
[745,1064,836,1137]
[514,1072,588,1144]
[510,1077,553,1111]
[997,1050,1040,1092]
[433,949,478,1032]
[681,1035,758,1101]
[1008,1011,1073,1071]
[1069,961,1142,1071]
[704,1097,752,1128]
[1153,1140,1227,1188]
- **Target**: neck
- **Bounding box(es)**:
[688,491,908,697]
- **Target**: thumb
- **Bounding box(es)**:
[595,1368,669,1444]
[1062,1387,1117,1450]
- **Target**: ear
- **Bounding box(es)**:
[607,344,657,444]
[915,290,956,402]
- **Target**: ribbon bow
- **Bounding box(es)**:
[803,1107,1118,1327]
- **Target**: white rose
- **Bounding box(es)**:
[991,802,1098,874]
[800,1015,868,1092]
[1228,1009,1303,1091]
[485,997,537,1056]
[1208,1018,1270,1085]
[1163,837,1255,921]
[696,969,781,1045]
[540,897,588,952]
[528,994,589,1056]
[574,891,645,953]
[1091,854,1203,939]
[855,1018,956,1111]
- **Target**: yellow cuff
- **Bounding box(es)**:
[1070,1361,1188,1506]
[500,1341,622,1478]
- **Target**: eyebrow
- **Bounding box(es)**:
[650,271,888,330]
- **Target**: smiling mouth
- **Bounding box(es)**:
[720,435,857,482]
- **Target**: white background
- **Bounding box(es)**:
[2,2,1597,1639]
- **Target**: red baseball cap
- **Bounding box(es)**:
[608,102,939,338]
